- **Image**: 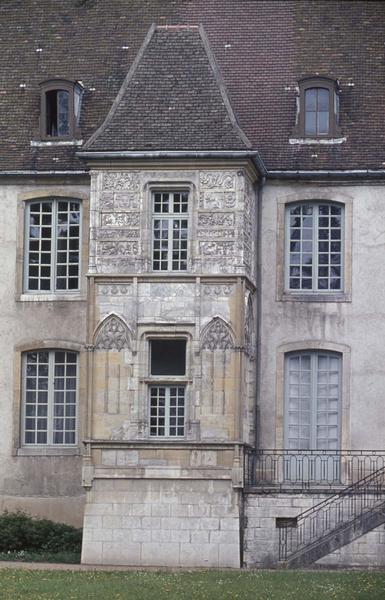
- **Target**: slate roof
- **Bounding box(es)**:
[1,0,384,172]
[84,25,250,152]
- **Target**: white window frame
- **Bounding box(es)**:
[285,202,344,293]
[149,385,186,438]
[284,351,341,450]
[22,349,78,446]
[147,337,187,438]
[24,198,82,293]
[151,190,188,272]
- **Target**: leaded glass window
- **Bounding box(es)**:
[23,350,78,445]
[286,203,343,292]
[152,191,188,271]
[25,198,81,292]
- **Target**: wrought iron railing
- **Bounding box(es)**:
[244,449,385,490]
[278,465,385,562]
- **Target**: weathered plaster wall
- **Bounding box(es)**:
[259,182,385,450]
[0,181,88,524]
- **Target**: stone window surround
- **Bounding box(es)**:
[16,188,89,302]
[275,340,351,450]
[12,340,86,456]
[276,189,353,302]
[144,181,195,273]
[138,327,195,440]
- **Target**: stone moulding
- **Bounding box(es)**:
[94,313,132,350]
[201,316,235,351]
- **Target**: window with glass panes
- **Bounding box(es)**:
[305,88,330,136]
[25,199,81,292]
[286,203,343,291]
[148,339,186,437]
[23,350,77,445]
[152,191,188,271]
[284,352,341,450]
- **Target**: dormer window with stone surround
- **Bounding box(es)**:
[294,76,341,139]
[39,79,83,139]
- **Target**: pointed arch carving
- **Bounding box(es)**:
[201,316,235,351]
[94,314,132,351]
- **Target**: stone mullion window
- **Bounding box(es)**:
[152,191,188,271]
[23,350,78,446]
[25,199,81,292]
[286,203,343,292]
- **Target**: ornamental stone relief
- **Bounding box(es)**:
[201,256,242,274]
[197,228,235,240]
[114,192,140,211]
[199,171,235,190]
[201,317,234,351]
[199,191,236,209]
[94,315,131,350]
[98,258,141,273]
[198,212,234,227]
[97,228,140,241]
[200,241,236,257]
[103,172,140,192]
[99,241,139,256]
[203,284,235,297]
[99,192,114,210]
[98,284,132,296]
[101,212,140,227]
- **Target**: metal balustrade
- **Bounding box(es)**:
[244,449,385,491]
[277,465,385,563]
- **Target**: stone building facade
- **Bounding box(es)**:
[1,0,385,568]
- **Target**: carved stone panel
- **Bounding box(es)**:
[94,315,131,350]
[97,228,140,241]
[198,212,234,228]
[199,171,236,190]
[201,317,234,351]
[98,284,132,296]
[203,284,235,298]
[199,191,236,209]
[101,213,140,227]
[103,172,140,192]
[200,241,236,257]
[99,241,139,256]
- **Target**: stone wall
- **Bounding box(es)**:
[81,478,240,567]
[244,493,385,568]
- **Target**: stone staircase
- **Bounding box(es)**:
[279,466,385,568]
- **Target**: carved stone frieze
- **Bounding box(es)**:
[200,171,236,190]
[98,284,132,296]
[201,256,242,274]
[199,191,236,209]
[101,212,140,227]
[197,228,235,240]
[98,258,140,273]
[99,241,139,256]
[201,317,234,351]
[198,212,234,227]
[94,315,131,350]
[114,192,140,210]
[99,192,114,210]
[103,172,140,192]
[97,228,140,241]
[200,241,236,257]
[203,284,235,297]
[149,283,192,298]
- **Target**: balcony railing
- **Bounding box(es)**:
[244,449,385,491]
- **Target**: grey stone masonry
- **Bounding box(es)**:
[82,478,240,567]
[244,493,385,568]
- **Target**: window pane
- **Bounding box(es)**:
[150,340,186,375]
[152,192,188,271]
[57,91,69,136]
[318,88,329,111]
[305,111,316,136]
[305,89,317,111]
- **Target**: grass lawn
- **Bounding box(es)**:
[0,568,385,600]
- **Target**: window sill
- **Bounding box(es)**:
[30,140,83,147]
[289,137,347,145]
[280,292,351,303]
[17,446,81,456]
[18,293,86,302]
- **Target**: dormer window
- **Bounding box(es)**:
[40,80,83,139]
[294,77,341,139]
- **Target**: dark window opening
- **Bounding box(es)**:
[276,517,297,528]
[46,90,69,137]
[150,340,186,376]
